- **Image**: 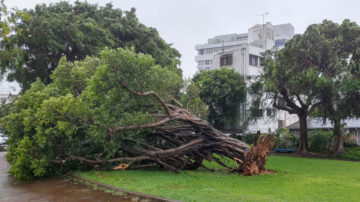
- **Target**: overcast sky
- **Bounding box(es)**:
[2,0,360,93]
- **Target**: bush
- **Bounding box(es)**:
[308,130,332,154]
[242,133,258,145]
[339,146,360,160]
[274,128,299,149]
[343,134,358,146]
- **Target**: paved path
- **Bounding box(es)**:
[0,152,137,202]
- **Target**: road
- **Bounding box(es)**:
[0,152,143,202]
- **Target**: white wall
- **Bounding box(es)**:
[194,22,296,134]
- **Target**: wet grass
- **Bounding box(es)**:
[77,156,360,202]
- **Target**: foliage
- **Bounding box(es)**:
[262,19,360,153]
[180,79,208,120]
[308,130,333,154]
[0,96,15,118]
[339,146,360,160]
[0,48,182,180]
[274,128,299,149]
[246,79,267,127]
[77,156,360,202]
[343,134,360,147]
[240,133,258,145]
[0,0,11,39]
[193,68,247,130]
[305,20,360,154]
[262,37,321,152]
[0,1,181,90]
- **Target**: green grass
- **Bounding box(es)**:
[76,156,360,202]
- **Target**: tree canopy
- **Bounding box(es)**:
[180,79,208,120]
[306,20,360,154]
[0,1,181,90]
[193,68,247,130]
[1,48,182,179]
[262,19,360,153]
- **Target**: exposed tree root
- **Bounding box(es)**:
[240,135,275,175]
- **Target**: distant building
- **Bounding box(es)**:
[195,22,294,71]
[274,23,295,49]
[194,22,296,133]
[289,118,360,145]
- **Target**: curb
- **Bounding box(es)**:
[72,174,179,202]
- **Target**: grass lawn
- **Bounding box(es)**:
[76,156,360,202]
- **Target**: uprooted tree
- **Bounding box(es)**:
[1,48,274,180]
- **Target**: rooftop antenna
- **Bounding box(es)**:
[257,12,268,48]
[258,12,268,26]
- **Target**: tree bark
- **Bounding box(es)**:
[298,114,309,153]
[332,119,345,155]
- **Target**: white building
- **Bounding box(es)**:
[0,80,20,103]
[274,23,295,48]
[194,22,297,134]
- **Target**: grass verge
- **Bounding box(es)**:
[76,156,360,202]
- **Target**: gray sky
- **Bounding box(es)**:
[2,0,360,93]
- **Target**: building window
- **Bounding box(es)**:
[205,60,212,65]
[249,54,258,66]
[278,120,285,128]
[198,49,204,55]
[204,48,219,55]
[275,39,287,47]
[266,108,272,117]
[220,54,233,66]
[260,57,265,66]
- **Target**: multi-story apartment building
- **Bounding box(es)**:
[194,22,297,134]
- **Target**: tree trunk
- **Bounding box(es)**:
[332,119,345,155]
[298,114,309,153]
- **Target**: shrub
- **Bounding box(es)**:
[339,146,360,160]
[274,128,299,149]
[343,134,358,146]
[242,133,258,145]
[308,130,332,154]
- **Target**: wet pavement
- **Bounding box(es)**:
[0,152,150,202]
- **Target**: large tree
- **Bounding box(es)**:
[193,68,247,130]
[1,48,273,180]
[262,37,322,154]
[309,20,360,154]
[263,19,360,154]
[0,1,181,90]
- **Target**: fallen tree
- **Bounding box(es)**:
[67,76,274,175]
[2,48,273,180]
